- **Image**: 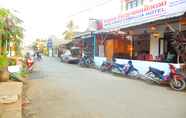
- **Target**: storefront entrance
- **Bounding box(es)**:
[132,34,150,60]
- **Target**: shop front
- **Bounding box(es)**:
[95,32,132,59]
[73,31,95,57]
[94,0,186,74]
[124,17,186,63]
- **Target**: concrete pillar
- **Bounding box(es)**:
[150,34,160,57]
[93,33,96,58]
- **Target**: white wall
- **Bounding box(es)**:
[94,56,181,75]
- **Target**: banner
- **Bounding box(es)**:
[102,0,186,30]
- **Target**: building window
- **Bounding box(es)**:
[126,0,138,10]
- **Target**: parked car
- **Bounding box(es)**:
[60,47,81,64]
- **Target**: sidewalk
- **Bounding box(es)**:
[0,82,23,118]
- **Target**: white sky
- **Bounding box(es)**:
[0,0,120,45]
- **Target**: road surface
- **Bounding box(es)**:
[23,57,186,118]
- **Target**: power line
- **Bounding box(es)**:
[67,0,114,18]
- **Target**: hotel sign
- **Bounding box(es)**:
[101,0,186,30]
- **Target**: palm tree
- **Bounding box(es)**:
[63,20,77,40]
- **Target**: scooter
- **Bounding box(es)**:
[143,64,186,91]
[100,60,113,72]
[26,57,34,72]
[122,61,139,78]
[111,63,124,74]
[79,55,95,68]
[112,60,139,78]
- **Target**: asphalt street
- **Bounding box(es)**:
[24,57,186,118]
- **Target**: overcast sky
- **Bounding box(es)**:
[0,0,120,45]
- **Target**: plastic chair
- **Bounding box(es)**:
[145,54,153,61]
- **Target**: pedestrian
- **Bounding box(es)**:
[37,51,42,61]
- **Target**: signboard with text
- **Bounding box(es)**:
[101,0,186,30]
[47,38,53,48]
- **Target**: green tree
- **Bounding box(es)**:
[63,20,77,40]
[0,8,23,56]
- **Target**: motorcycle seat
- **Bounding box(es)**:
[149,67,164,75]
[159,71,165,75]
[113,63,124,68]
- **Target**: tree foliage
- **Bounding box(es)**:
[63,20,77,40]
[0,8,23,56]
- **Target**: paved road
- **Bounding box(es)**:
[24,57,186,118]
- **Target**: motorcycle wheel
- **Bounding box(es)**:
[144,72,156,84]
[86,60,91,68]
[128,70,140,79]
[80,63,85,67]
[79,60,85,67]
[170,77,186,91]
[100,65,106,72]
[87,60,95,68]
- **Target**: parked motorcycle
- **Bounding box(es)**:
[122,61,139,78]
[100,60,113,72]
[143,64,186,91]
[111,63,124,74]
[112,60,139,78]
[79,55,95,68]
[26,57,34,72]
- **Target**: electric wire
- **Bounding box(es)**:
[67,0,114,18]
